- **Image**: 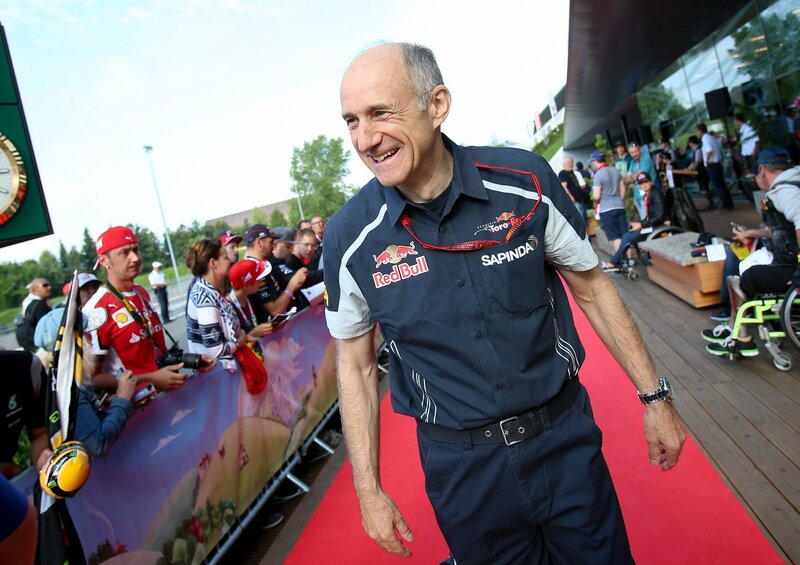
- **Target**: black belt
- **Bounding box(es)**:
[417,376,580,446]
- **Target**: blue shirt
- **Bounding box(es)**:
[323,136,598,429]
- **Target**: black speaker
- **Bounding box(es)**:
[640,126,654,145]
[705,87,732,120]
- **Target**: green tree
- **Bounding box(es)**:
[38,250,65,294]
[58,241,68,273]
[79,227,96,272]
[268,209,289,228]
[251,206,268,226]
[289,135,349,225]
[637,84,688,130]
[130,224,165,268]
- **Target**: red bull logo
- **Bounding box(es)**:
[373,241,418,268]
[495,211,515,222]
[373,256,429,288]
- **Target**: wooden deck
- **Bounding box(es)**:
[598,242,800,564]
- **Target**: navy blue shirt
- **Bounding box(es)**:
[324,136,598,429]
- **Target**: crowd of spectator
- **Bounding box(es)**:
[2,217,328,484]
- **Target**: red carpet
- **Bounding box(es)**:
[286,303,782,564]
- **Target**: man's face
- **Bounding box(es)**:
[629,145,641,160]
[615,144,626,157]
[563,157,574,171]
[274,241,292,260]
[259,237,275,259]
[78,281,101,308]
[310,216,325,239]
[32,279,51,298]
[103,243,141,282]
[224,241,239,263]
[340,46,446,191]
[294,234,317,261]
[640,180,653,193]
[755,164,770,191]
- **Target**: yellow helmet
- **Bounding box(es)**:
[39,441,91,499]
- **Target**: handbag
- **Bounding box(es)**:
[234,343,268,395]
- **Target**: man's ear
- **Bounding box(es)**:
[429,85,451,129]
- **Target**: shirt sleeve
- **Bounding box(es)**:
[186,296,234,360]
[540,166,598,272]
[74,392,133,457]
[323,221,376,339]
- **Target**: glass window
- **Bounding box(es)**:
[683,40,725,122]
[758,0,800,78]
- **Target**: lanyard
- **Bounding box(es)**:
[400,161,543,252]
[229,292,257,328]
[106,283,175,353]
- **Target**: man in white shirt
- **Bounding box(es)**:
[734,113,760,173]
[148,261,170,323]
[698,122,733,210]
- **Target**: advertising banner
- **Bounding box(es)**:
[15,303,337,564]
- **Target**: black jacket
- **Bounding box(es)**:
[641,188,667,228]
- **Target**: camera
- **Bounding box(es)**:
[157,343,202,370]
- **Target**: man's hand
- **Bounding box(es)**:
[198,355,216,373]
[644,402,687,471]
[249,322,274,339]
[630,221,642,231]
[116,370,137,401]
[148,364,186,391]
[359,489,414,557]
[288,268,308,292]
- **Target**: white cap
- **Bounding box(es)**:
[152,261,162,268]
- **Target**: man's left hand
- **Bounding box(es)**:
[644,402,687,471]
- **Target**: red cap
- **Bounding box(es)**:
[219,230,243,247]
[636,171,652,184]
[229,260,271,289]
[96,226,138,256]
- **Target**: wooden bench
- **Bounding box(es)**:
[638,231,724,308]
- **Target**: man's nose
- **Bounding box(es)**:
[354,122,379,154]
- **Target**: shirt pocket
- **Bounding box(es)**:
[479,225,546,314]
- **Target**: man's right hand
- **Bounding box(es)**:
[116,370,137,401]
[359,489,414,557]
[288,268,308,292]
[148,364,186,391]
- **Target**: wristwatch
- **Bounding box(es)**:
[637,377,674,405]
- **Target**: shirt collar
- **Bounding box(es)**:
[385,134,489,226]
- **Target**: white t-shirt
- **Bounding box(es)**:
[148,270,167,287]
[701,132,723,166]
[739,123,759,157]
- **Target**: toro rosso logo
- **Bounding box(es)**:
[474,211,519,235]
[372,241,429,289]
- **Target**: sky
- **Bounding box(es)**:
[0,0,568,262]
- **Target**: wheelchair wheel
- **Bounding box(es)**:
[781,286,800,352]
[773,353,792,372]
[627,269,640,281]
[637,226,683,266]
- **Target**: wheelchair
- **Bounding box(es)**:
[712,283,800,372]
[602,224,684,281]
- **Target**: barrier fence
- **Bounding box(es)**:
[14,302,337,565]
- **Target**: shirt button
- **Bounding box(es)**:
[495,381,503,390]
[457,279,465,287]
[474,330,482,338]
[439,225,447,233]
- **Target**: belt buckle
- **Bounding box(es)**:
[499,416,523,446]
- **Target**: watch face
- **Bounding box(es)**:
[0,133,27,225]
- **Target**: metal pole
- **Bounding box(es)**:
[295,194,305,222]
[143,145,182,291]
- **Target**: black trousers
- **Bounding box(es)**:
[706,162,733,209]
[416,385,633,565]
[154,287,170,322]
